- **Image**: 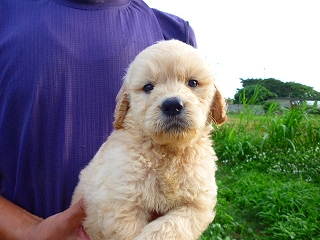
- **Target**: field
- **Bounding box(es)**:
[200,105,320,239]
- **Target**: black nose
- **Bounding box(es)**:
[161,97,184,116]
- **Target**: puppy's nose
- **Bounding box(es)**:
[161,97,184,116]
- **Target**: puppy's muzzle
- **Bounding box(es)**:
[159,97,190,133]
[161,97,184,116]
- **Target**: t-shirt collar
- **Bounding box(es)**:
[51,0,132,10]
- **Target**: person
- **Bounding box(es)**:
[0,0,197,238]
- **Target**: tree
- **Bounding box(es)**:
[234,85,277,104]
[286,81,320,98]
[226,97,234,104]
[238,78,320,98]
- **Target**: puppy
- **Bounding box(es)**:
[71,40,227,240]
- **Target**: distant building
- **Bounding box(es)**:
[227,104,265,115]
[267,97,320,108]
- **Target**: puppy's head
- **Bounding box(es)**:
[114,40,227,145]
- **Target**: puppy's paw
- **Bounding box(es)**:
[134,218,193,240]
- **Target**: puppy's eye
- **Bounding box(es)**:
[143,84,154,93]
[188,79,198,88]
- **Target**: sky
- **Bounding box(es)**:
[144,0,320,98]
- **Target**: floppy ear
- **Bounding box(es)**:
[113,84,130,130]
[210,85,227,125]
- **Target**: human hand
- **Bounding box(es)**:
[25,198,91,240]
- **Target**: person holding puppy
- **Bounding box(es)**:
[0,0,197,239]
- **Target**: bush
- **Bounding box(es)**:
[306,106,320,115]
[201,105,320,239]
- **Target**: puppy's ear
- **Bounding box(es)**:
[210,85,227,125]
[113,84,129,130]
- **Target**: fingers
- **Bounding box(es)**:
[23,198,90,240]
[51,198,91,239]
[78,225,92,240]
[60,198,87,230]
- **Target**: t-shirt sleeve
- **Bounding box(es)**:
[152,8,197,48]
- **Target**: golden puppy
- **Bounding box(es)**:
[71,40,227,240]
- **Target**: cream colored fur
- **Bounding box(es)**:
[71,40,227,240]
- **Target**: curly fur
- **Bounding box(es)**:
[71,40,227,240]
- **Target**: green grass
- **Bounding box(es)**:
[200,104,320,239]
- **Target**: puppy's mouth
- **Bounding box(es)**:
[159,116,190,133]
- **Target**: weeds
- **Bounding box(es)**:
[201,102,320,239]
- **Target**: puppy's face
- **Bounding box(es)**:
[114,40,226,145]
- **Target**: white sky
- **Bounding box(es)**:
[144,0,320,98]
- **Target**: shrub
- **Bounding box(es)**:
[202,104,320,239]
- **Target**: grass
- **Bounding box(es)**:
[200,103,320,239]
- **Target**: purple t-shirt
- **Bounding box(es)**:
[0,0,196,218]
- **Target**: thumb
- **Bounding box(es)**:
[61,198,87,229]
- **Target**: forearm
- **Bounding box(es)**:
[0,196,42,240]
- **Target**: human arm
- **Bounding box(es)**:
[0,196,90,240]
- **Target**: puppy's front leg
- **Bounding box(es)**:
[134,203,215,240]
[100,202,148,240]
